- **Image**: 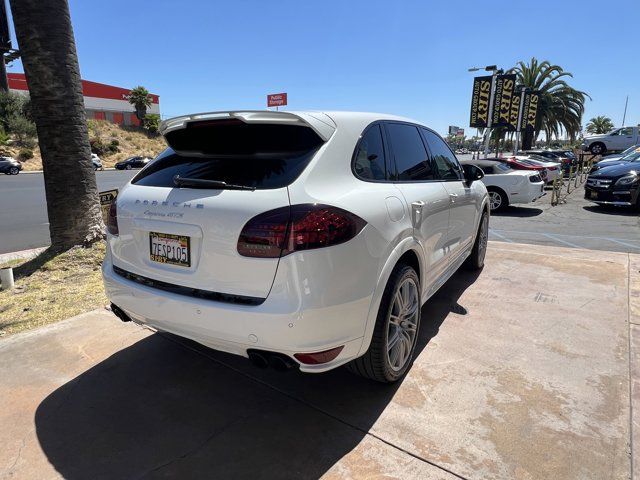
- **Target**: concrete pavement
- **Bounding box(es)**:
[0,170,136,255]
[0,241,638,479]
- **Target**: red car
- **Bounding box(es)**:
[500,157,548,182]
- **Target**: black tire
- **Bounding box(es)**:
[589,143,606,155]
[9,167,19,175]
[465,211,488,270]
[125,164,132,170]
[347,264,421,383]
[487,188,508,211]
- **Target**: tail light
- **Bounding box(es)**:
[107,201,119,235]
[238,204,366,258]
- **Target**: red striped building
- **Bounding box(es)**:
[8,72,160,126]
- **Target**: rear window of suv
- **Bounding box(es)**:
[133,121,324,190]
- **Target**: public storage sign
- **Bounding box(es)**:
[267,93,287,107]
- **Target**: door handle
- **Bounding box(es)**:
[411,201,425,228]
[449,193,458,203]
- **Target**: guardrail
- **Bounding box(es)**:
[551,152,597,206]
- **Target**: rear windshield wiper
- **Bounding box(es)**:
[173,175,256,191]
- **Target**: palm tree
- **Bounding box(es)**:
[128,86,152,126]
[585,116,614,134]
[513,58,588,150]
[10,0,103,251]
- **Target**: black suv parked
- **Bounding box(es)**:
[0,156,22,175]
[585,161,640,209]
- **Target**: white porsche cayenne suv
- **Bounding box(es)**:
[103,111,489,382]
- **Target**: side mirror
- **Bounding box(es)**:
[462,164,484,186]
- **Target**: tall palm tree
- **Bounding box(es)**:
[10,0,103,251]
[128,86,152,125]
[513,58,588,150]
[585,115,614,134]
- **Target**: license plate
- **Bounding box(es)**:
[589,191,598,199]
[149,232,191,267]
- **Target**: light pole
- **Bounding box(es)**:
[468,65,502,158]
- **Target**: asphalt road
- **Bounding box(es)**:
[0,170,136,254]
[0,168,638,255]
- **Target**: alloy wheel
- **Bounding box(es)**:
[9,167,18,175]
[386,277,419,372]
[478,214,488,264]
[489,191,502,210]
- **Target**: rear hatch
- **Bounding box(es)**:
[110,111,334,299]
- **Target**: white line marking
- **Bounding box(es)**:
[489,229,514,243]
[603,238,640,250]
[541,233,581,248]
[491,229,640,250]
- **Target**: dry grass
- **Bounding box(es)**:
[7,120,167,172]
[0,243,108,336]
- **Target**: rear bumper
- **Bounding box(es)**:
[510,183,545,205]
[102,236,379,373]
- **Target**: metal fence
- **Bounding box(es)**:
[550,152,597,206]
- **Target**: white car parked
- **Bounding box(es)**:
[514,155,561,184]
[461,159,545,211]
[103,110,489,383]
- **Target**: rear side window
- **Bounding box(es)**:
[421,128,463,181]
[133,121,324,190]
[353,125,387,180]
[386,123,435,181]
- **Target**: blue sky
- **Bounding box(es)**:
[7,0,640,137]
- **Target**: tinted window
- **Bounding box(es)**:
[481,166,494,174]
[133,147,319,190]
[134,122,323,189]
[421,129,463,180]
[353,125,387,180]
[385,123,435,181]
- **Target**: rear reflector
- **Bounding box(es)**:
[107,201,118,235]
[294,346,344,365]
[238,204,366,258]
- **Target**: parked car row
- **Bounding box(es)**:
[460,158,545,211]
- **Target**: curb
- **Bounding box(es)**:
[0,246,47,264]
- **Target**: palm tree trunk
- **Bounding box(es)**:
[521,129,534,150]
[10,0,103,251]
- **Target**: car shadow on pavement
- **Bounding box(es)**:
[582,205,638,216]
[34,268,481,480]
[492,206,543,217]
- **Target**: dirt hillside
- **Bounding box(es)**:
[4,120,167,171]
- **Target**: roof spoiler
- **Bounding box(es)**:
[159,110,336,142]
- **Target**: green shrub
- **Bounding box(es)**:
[18,148,34,161]
[108,139,120,153]
[144,113,160,135]
[0,92,30,131]
[89,137,108,156]
[0,127,9,146]
[7,115,37,146]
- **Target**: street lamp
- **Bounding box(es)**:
[468,64,503,158]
